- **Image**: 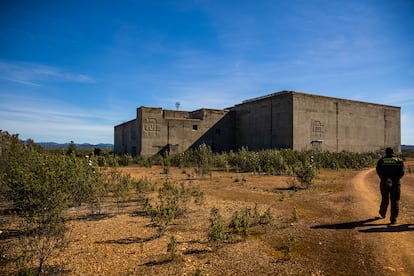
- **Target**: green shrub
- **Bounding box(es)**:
[132,140,379,174]
[229,204,273,237]
[0,131,109,274]
[260,207,273,225]
[118,154,132,166]
[144,181,185,236]
[114,173,132,205]
[293,156,317,188]
[208,207,225,242]
[194,144,212,175]
[134,177,155,193]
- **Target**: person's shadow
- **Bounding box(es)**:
[359,223,414,233]
[311,217,414,233]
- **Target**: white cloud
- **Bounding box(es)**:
[0,94,116,143]
[0,61,95,86]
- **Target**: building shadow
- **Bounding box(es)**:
[311,217,384,230]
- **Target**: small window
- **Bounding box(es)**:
[192,124,198,130]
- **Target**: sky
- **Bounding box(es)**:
[0,0,413,145]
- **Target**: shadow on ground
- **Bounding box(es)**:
[311,217,414,233]
[96,235,158,245]
[311,217,383,230]
[359,224,414,233]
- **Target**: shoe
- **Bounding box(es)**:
[390,218,397,225]
[379,210,386,219]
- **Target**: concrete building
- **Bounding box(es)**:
[114,107,235,156]
[114,91,401,155]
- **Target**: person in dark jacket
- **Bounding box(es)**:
[376,147,405,224]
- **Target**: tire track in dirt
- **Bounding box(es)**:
[351,163,414,275]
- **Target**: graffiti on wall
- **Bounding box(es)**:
[144,118,160,137]
[311,119,325,138]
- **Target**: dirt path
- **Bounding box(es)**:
[351,163,414,275]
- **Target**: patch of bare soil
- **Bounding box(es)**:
[1,161,413,275]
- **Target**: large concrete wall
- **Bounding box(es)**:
[138,107,232,155]
[114,119,137,155]
[232,92,293,150]
[292,93,401,152]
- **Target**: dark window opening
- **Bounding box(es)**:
[192,124,198,130]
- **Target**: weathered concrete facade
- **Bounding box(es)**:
[114,119,137,155]
[114,91,401,155]
[234,91,401,152]
[115,107,234,155]
[292,93,400,152]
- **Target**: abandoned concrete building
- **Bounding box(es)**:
[114,91,401,156]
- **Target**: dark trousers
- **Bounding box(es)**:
[379,179,401,219]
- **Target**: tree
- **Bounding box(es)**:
[67,140,77,155]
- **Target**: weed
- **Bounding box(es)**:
[208,207,225,242]
[194,263,205,276]
[118,154,132,166]
[229,211,241,232]
[162,157,171,174]
[260,207,273,225]
[114,173,132,206]
[190,187,205,205]
[143,181,186,236]
[135,177,155,193]
[240,207,251,237]
[281,236,296,259]
[229,204,273,237]
[294,156,317,188]
[251,203,261,226]
[292,206,299,222]
[167,235,178,260]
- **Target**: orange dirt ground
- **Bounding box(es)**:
[1,161,414,275]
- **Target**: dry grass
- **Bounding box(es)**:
[1,164,414,275]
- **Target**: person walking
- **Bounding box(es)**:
[376,147,405,224]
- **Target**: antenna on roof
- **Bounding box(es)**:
[175,102,181,110]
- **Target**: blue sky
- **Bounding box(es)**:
[1,0,413,145]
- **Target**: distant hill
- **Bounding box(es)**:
[402,145,414,151]
[36,142,113,150]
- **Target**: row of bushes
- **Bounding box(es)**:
[114,145,382,178]
[117,145,382,172]
[33,133,385,172]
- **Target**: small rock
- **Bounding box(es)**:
[384,266,396,272]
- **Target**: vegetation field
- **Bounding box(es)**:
[1,131,414,275]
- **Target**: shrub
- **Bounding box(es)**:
[208,207,225,242]
[294,156,317,188]
[0,131,108,274]
[229,207,251,237]
[134,176,155,193]
[260,207,273,225]
[229,204,273,237]
[194,144,212,176]
[133,141,379,174]
[190,187,205,205]
[118,154,132,166]
[144,181,185,236]
[115,173,132,205]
